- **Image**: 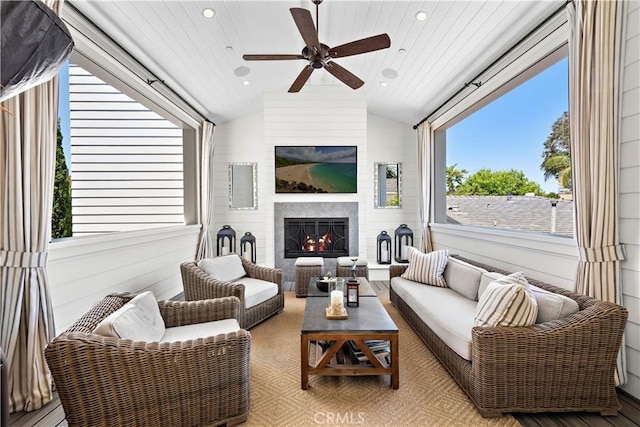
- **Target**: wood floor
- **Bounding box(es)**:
[10,280,639,427]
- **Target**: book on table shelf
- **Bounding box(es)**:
[346,340,390,363]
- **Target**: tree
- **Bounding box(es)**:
[540,111,571,189]
[446,164,467,194]
[455,168,545,196]
[51,120,72,238]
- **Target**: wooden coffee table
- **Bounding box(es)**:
[300,297,399,389]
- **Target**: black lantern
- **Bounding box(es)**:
[346,278,360,307]
[377,231,392,264]
[240,232,256,263]
[216,225,236,256]
[394,224,413,263]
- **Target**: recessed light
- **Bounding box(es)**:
[415,11,427,21]
[380,81,388,87]
[398,48,406,54]
[202,8,215,18]
[242,80,250,86]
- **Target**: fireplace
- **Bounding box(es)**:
[284,217,349,258]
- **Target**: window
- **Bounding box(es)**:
[445,57,572,237]
[59,63,186,236]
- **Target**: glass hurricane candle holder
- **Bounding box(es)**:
[328,278,345,315]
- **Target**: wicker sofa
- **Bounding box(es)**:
[181,255,284,329]
[390,255,628,418]
[45,293,251,427]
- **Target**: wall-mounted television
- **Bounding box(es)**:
[275,146,357,193]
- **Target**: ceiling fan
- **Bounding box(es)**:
[242,0,391,93]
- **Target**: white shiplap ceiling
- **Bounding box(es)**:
[68,0,563,125]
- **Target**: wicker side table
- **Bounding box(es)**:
[295,257,324,297]
[335,257,369,280]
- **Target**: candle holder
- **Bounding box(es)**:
[326,278,347,319]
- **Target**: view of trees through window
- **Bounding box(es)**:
[446,57,573,237]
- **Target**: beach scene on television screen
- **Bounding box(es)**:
[275,146,357,193]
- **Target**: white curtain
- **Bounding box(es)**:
[195,120,216,260]
[567,0,626,385]
[0,0,63,411]
[417,121,435,253]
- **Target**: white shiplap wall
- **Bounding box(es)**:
[48,225,200,334]
[212,86,416,270]
[619,0,640,399]
[69,63,185,235]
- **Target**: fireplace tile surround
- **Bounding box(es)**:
[275,202,359,282]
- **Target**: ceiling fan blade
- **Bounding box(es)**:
[243,54,305,61]
[288,65,314,93]
[324,62,364,90]
[329,34,391,58]
[290,8,321,53]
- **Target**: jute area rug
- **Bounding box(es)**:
[245,291,520,427]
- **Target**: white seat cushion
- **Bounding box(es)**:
[198,255,247,282]
[295,257,324,266]
[391,276,476,360]
[160,319,240,342]
[93,291,165,342]
[336,256,368,267]
[233,277,279,308]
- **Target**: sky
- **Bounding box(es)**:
[58,58,568,190]
[447,57,569,194]
[58,61,71,170]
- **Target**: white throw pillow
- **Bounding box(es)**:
[198,255,247,282]
[400,248,449,287]
[474,272,538,327]
[93,291,165,342]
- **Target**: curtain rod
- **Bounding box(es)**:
[412,1,569,130]
[66,2,215,127]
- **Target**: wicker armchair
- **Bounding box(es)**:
[45,293,251,427]
[181,257,284,329]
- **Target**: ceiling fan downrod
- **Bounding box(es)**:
[313,0,322,40]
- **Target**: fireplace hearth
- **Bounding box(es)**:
[284,217,349,258]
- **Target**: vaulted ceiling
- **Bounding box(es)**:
[69,0,563,125]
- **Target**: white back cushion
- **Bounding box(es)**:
[93,291,165,342]
[198,255,247,282]
[443,258,487,300]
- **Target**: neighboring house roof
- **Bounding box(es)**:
[446,195,574,237]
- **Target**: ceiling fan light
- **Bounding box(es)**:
[202,8,215,18]
[415,11,428,22]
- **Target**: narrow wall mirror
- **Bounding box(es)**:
[374,162,402,208]
[229,162,257,210]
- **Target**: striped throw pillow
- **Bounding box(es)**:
[400,248,449,287]
[474,272,538,327]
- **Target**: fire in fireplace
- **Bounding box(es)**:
[284,217,349,258]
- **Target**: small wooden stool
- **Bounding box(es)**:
[295,257,324,297]
[335,257,369,280]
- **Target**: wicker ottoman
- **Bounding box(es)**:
[295,257,324,297]
[335,257,369,280]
